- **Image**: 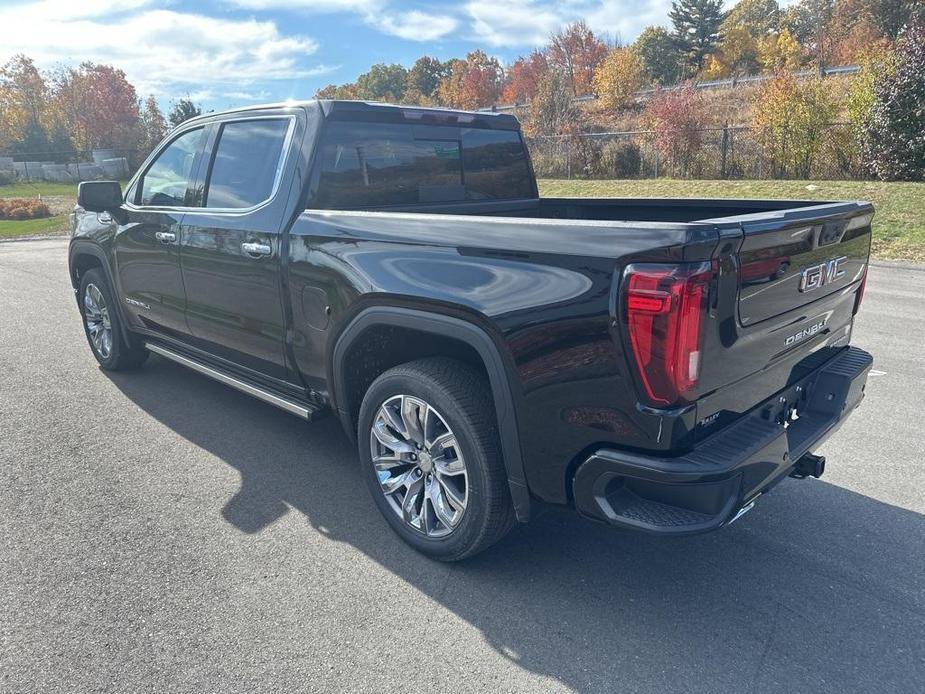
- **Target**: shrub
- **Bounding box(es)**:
[0,197,52,220]
[642,83,706,177]
[598,140,642,177]
[568,135,602,178]
[751,73,839,179]
[856,24,925,181]
[593,47,644,111]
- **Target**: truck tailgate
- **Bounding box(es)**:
[728,202,873,325]
[691,200,873,436]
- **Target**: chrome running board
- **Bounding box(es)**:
[146,343,320,420]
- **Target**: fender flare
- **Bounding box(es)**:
[68,239,133,346]
[331,306,531,522]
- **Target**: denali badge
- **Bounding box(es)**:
[125,297,150,310]
[786,320,826,346]
[798,256,847,292]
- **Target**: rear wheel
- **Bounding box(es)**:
[79,268,148,371]
[358,357,514,561]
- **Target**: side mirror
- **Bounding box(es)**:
[77,181,123,213]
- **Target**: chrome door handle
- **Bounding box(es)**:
[242,241,272,258]
[155,231,176,244]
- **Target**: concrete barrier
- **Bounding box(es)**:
[100,157,129,178]
[91,149,116,164]
[13,161,52,180]
[41,164,75,182]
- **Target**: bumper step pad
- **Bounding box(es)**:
[572,346,873,535]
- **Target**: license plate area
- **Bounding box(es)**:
[757,381,808,429]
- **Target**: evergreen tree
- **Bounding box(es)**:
[669,0,726,74]
[633,26,684,85]
[168,97,202,128]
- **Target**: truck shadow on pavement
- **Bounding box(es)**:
[107,356,925,694]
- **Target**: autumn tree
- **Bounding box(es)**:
[525,70,600,177]
[724,0,781,37]
[167,98,201,128]
[436,51,503,110]
[856,23,925,180]
[702,23,760,77]
[642,83,707,176]
[139,96,167,156]
[782,0,836,66]
[547,20,609,96]
[757,28,802,70]
[705,0,784,77]
[670,0,726,75]
[314,84,338,99]
[49,62,141,152]
[524,71,580,137]
[502,51,549,104]
[404,57,450,104]
[751,72,839,177]
[829,1,889,64]
[593,47,645,110]
[633,26,684,85]
[0,55,49,153]
[356,63,408,102]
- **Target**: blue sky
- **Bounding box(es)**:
[0,0,795,110]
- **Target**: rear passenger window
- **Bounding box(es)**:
[205,119,291,209]
[461,129,534,200]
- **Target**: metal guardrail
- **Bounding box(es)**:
[480,65,861,113]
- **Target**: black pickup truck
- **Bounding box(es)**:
[70,101,873,560]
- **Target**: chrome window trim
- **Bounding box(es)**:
[125,114,297,216]
[124,123,208,211]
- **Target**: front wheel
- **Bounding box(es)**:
[78,267,148,371]
[358,357,514,561]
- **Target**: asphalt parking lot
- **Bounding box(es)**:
[1,238,923,693]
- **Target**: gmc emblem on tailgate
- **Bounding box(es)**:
[798,256,847,292]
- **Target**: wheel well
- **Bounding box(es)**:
[71,252,103,287]
[338,324,489,432]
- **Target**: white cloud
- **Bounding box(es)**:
[0,3,327,100]
[465,1,686,48]
[378,10,459,41]
[465,0,565,47]
[228,0,458,41]
[230,0,379,9]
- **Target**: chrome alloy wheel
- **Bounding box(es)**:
[370,394,469,538]
[83,283,113,359]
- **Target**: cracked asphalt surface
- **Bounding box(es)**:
[1,238,923,693]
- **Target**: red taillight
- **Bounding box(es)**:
[853,265,868,315]
[624,262,714,406]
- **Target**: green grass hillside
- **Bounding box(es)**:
[539,179,925,262]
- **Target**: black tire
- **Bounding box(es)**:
[78,267,148,371]
[358,357,515,561]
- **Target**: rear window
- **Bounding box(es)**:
[205,118,291,209]
[309,122,533,208]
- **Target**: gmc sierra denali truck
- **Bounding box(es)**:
[69,101,873,560]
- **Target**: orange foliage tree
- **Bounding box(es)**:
[547,20,609,96]
[501,51,549,104]
[437,51,503,110]
[48,62,141,153]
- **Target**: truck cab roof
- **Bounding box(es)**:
[180,99,522,131]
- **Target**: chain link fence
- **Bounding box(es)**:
[0,148,144,184]
[527,123,866,181]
